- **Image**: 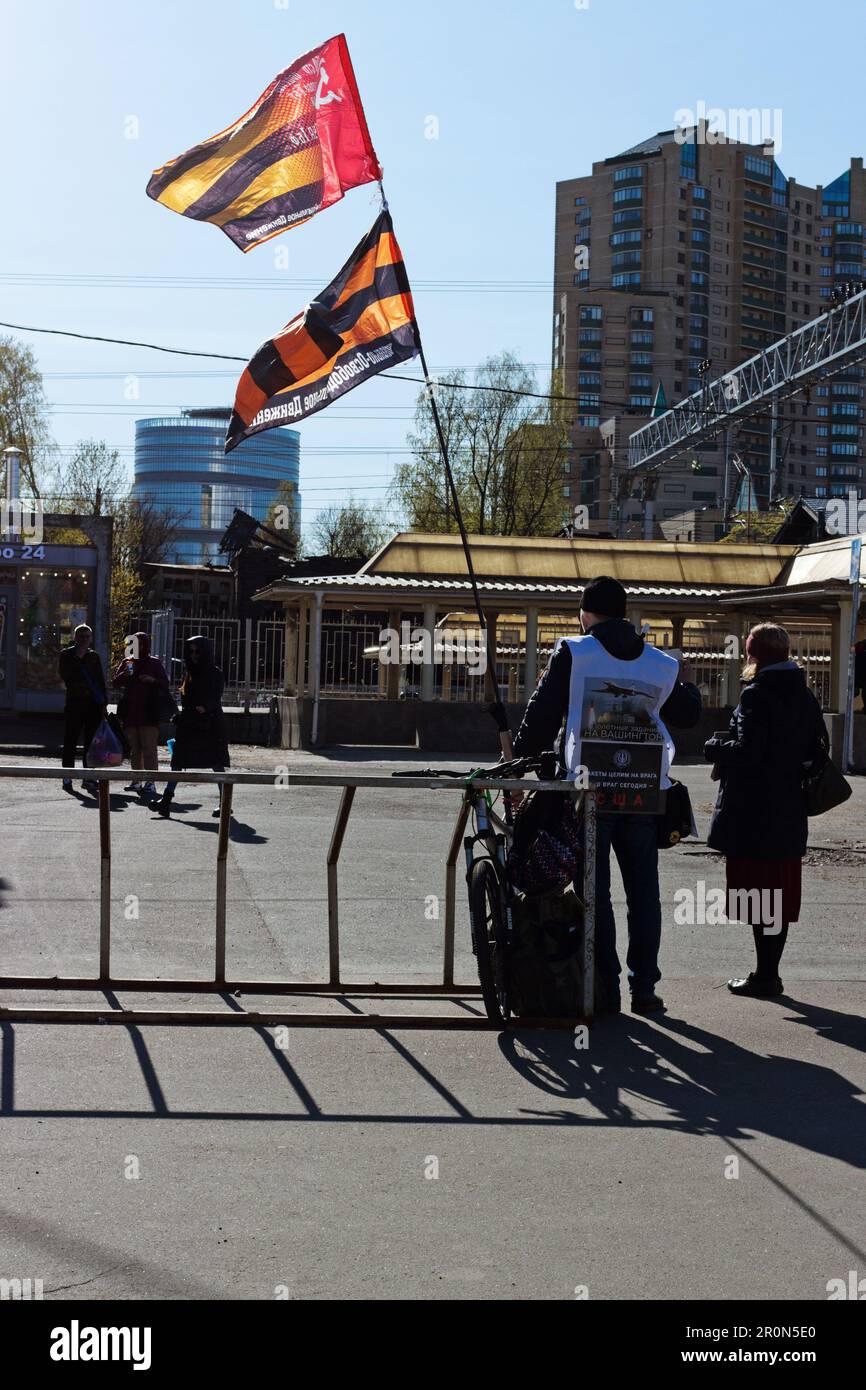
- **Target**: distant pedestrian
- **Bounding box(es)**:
[704,623,827,998]
[58,623,107,794]
[113,631,171,801]
[155,636,230,818]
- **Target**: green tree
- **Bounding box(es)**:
[392,353,569,536]
[0,336,55,494]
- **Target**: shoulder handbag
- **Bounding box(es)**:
[657,778,696,848]
[508,787,583,896]
[803,734,852,817]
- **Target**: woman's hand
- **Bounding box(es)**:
[196,705,206,714]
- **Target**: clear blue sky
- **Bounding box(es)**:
[3,0,864,539]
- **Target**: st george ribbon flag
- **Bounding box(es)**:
[225,209,420,452]
[146,34,381,252]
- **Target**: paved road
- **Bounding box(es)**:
[0,749,863,1300]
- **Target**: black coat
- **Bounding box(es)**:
[704,665,826,860]
[58,645,107,707]
[171,637,230,769]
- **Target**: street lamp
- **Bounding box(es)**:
[3,445,22,503]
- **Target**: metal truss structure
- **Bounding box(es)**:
[627,286,866,473]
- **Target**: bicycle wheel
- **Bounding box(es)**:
[469,858,511,1026]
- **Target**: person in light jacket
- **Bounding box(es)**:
[513,575,702,1015]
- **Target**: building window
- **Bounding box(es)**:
[745,155,772,177]
[612,250,641,268]
[580,306,603,323]
[614,165,644,183]
[613,186,643,204]
[611,230,642,246]
[612,271,641,287]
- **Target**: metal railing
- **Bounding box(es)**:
[0,767,596,1030]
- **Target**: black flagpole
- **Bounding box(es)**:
[417,341,514,762]
[376,179,513,759]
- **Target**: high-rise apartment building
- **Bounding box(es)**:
[553,126,866,536]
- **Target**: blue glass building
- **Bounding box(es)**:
[132,408,301,563]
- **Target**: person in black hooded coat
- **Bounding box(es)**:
[155,635,230,817]
[704,622,827,998]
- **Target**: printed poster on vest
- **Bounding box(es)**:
[561,636,678,814]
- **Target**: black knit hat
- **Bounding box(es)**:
[581,574,627,620]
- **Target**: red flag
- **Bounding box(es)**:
[147,35,381,252]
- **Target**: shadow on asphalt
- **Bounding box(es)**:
[497,1009,866,1173]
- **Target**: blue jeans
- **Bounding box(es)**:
[583,813,662,1001]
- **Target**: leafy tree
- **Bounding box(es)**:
[0,336,55,494]
[391,353,569,536]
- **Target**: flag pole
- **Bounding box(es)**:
[416,340,514,761]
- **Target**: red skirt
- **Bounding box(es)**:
[725,857,802,925]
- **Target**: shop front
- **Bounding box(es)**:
[0,516,111,715]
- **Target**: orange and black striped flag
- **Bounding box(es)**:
[146,35,381,252]
[225,209,420,453]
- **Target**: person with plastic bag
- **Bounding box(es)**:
[155,636,230,819]
[113,631,171,801]
[59,624,108,795]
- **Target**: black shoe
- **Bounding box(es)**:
[631,991,666,1014]
[81,779,99,795]
[727,973,783,998]
[62,779,74,794]
[155,797,172,818]
[211,807,222,819]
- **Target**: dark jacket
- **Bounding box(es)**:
[171,635,230,769]
[113,632,170,727]
[704,663,826,860]
[58,644,107,707]
[513,619,702,760]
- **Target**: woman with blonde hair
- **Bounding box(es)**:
[704,623,827,997]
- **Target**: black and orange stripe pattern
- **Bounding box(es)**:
[225,210,420,452]
[146,35,381,252]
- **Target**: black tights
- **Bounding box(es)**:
[752,924,789,981]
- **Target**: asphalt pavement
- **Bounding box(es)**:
[0,748,863,1300]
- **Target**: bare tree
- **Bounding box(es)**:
[311,497,389,558]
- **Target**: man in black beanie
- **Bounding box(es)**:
[513,575,701,1014]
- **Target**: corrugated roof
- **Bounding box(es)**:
[360,532,793,588]
[256,573,738,599]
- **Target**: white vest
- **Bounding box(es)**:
[561,634,679,795]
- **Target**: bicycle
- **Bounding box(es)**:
[395,756,548,1026]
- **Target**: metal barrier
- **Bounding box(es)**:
[0,768,596,1030]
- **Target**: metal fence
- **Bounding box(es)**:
[124,612,285,707]
[0,766,596,1030]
